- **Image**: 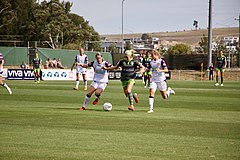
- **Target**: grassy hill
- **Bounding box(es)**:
[102,27,239,46]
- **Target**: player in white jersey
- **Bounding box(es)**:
[0,52,12,94]
[71,48,88,91]
[148,50,175,113]
[78,52,112,110]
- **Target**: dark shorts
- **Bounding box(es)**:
[216,67,225,72]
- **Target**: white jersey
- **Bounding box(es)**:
[75,54,88,73]
[89,60,112,83]
[150,58,168,82]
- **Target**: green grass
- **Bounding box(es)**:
[0,80,240,160]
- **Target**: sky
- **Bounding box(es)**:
[67,0,239,35]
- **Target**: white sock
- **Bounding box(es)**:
[83,95,90,108]
[75,80,79,88]
[3,83,12,94]
[166,90,170,97]
[149,97,154,111]
[3,83,8,87]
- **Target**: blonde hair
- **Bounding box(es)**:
[124,50,134,57]
[152,50,161,58]
[95,52,102,58]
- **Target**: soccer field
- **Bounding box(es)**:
[0,80,240,160]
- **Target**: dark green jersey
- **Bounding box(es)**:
[116,59,141,81]
[32,58,41,69]
[142,56,151,69]
[216,55,226,69]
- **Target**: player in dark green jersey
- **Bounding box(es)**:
[142,50,152,88]
[32,52,42,83]
[103,50,145,111]
[215,50,227,86]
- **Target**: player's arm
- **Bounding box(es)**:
[140,64,145,74]
[71,61,76,71]
[102,65,118,70]
[102,60,121,70]
[156,67,168,73]
[156,60,168,73]
[80,61,93,68]
[224,57,227,69]
[40,59,42,69]
[137,63,146,76]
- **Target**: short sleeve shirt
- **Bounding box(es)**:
[116,59,141,81]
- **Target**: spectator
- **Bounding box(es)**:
[44,58,49,69]
[48,58,54,68]
[208,63,214,80]
[57,58,65,69]
[20,61,27,69]
[52,58,57,68]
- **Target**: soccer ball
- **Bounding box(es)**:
[103,102,112,111]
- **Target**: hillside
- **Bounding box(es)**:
[101,27,239,47]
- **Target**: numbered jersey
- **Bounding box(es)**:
[150,58,167,82]
[89,60,112,83]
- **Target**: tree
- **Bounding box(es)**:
[197,34,208,53]
[125,42,132,51]
[141,33,151,42]
[109,43,117,53]
[168,43,191,55]
[0,0,17,31]
[0,0,101,50]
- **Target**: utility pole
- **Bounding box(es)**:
[207,0,213,67]
[235,13,240,67]
[121,0,125,54]
[234,13,240,48]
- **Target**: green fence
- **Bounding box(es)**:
[0,47,28,66]
[0,47,113,68]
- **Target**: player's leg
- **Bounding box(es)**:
[0,75,12,94]
[160,81,175,99]
[148,82,157,113]
[144,74,147,88]
[220,69,224,86]
[36,69,41,83]
[82,73,87,91]
[92,82,107,105]
[147,72,151,88]
[81,85,96,110]
[142,72,145,84]
[122,80,135,111]
[74,73,80,90]
[33,69,37,83]
[215,69,220,86]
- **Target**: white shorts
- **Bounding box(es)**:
[149,81,167,91]
[76,67,87,74]
[91,81,107,90]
